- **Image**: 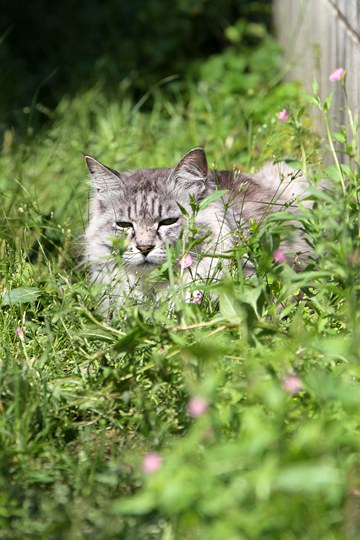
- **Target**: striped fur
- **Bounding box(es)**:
[84,148,311,312]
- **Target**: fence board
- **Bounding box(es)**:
[273,0,360,153]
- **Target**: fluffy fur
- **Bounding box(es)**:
[84,148,311,311]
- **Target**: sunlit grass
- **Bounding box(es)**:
[0,40,359,540]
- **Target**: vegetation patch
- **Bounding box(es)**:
[0,8,359,539]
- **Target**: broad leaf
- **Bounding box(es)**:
[2,287,41,306]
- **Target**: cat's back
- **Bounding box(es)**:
[210,162,309,225]
[211,169,264,206]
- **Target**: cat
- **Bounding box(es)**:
[84,147,311,312]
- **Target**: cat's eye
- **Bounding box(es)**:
[159,217,180,227]
[115,221,133,229]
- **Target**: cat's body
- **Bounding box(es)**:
[84,148,311,311]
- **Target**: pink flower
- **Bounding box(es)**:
[16,327,24,341]
[276,109,290,123]
[188,396,209,418]
[329,68,346,82]
[191,290,203,304]
[273,249,286,264]
[178,253,192,269]
[142,452,163,474]
[283,375,302,394]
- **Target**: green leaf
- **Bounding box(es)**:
[198,189,228,211]
[324,165,342,182]
[2,287,41,306]
[287,270,333,284]
[113,327,145,352]
[176,202,189,218]
[323,164,349,183]
[219,292,244,323]
[111,493,155,515]
[275,462,341,492]
[304,93,321,107]
[323,92,333,111]
[283,159,303,169]
[305,186,336,203]
[332,131,346,144]
[312,78,319,95]
[239,287,264,320]
[340,163,351,176]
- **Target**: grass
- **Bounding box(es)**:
[0,30,359,540]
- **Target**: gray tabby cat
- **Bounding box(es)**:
[84,148,310,312]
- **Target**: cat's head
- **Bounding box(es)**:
[85,148,212,271]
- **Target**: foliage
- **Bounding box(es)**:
[0,0,272,133]
[0,14,359,540]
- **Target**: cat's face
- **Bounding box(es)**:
[85,148,210,272]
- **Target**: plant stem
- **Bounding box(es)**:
[323,110,346,196]
[342,80,359,166]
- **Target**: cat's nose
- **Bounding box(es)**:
[137,244,155,256]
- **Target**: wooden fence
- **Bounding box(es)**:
[273,0,360,145]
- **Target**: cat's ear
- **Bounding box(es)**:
[172,148,208,199]
[85,156,123,195]
[174,148,208,182]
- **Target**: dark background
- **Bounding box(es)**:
[0,0,272,132]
